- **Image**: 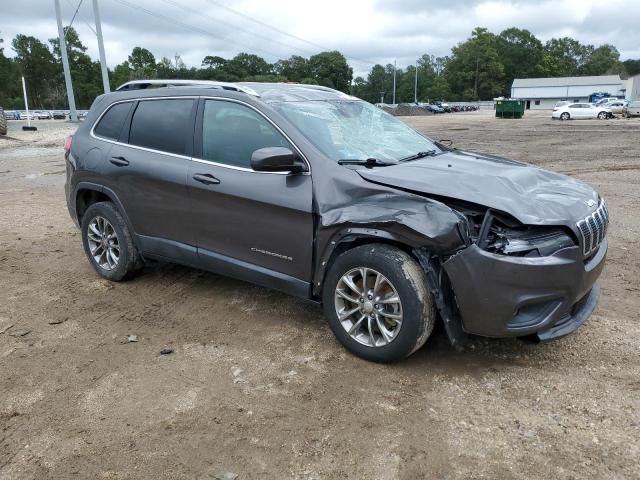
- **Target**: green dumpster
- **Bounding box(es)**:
[495,99,525,119]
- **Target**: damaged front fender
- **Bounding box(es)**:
[312,187,467,296]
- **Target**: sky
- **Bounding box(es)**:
[2,0,640,76]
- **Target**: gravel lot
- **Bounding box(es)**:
[1,112,638,479]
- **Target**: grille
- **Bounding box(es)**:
[576,200,608,256]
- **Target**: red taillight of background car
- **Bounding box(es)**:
[64,136,72,156]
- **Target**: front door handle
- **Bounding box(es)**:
[193,173,221,185]
[110,156,129,167]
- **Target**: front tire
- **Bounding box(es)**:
[322,244,435,362]
[81,202,141,281]
[597,111,608,119]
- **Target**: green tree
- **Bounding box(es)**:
[226,53,271,78]
[308,51,353,92]
[0,34,21,108]
[128,47,156,78]
[110,61,132,90]
[497,28,545,95]
[542,37,587,76]
[273,55,310,82]
[202,55,226,69]
[12,34,57,107]
[445,28,504,100]
[365,64,392,103]
[623,59,640,77]
[580,44,625,76]
[49,27,103,108]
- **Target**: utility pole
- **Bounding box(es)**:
[92,0,110,93]
[392,60,396,105]
[54,0,78,121]
[414,59,418,103]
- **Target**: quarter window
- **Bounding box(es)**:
[129,99,195,156]
[94,102,132,140]
[201,100,289,168]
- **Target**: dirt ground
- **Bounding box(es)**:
[1,111,638,479]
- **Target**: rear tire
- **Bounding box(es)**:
[0,107,7,136]
[560,112,570,120]
[81,202,142,281]
[322,244,435,362]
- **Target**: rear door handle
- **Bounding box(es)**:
[193,173,221,185]
[110,156,129,167]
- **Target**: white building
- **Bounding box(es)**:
[624,74,640,100]
[510,75,624,110]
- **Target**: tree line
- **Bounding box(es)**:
[1,26,639,110]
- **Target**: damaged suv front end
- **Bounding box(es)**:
[354,150,608,345]
[441,199,607,342]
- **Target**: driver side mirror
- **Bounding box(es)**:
[251,147,307,173]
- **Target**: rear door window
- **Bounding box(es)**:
[94,102,133,140]
[201,100,289,168]
[129,99,195,156]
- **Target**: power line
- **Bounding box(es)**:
[68,0,84,31]
[111,0,292,62]
[64,0,97,34]
[159,0,320,59]
[202,0,378,66]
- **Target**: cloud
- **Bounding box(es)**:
[1,0,638,78]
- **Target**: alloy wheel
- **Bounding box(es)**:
[334,267,403,347]
[86,216,120,271]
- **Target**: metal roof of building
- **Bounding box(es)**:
[512,75,622,88]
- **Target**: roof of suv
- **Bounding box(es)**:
[114,79,356,103]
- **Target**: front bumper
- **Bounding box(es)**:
[443,239,607,338]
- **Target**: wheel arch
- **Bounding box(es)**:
[74,183,141,250]
[312,228,422,299]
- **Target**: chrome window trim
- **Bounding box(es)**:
[89,95,311,175]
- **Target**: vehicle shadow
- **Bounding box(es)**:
[135,261,569,378]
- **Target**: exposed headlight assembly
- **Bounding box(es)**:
[463,208,576,257]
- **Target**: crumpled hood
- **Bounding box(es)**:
[356,150,599,226]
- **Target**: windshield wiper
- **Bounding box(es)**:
[398,150,438,162]
[337,158,397,167]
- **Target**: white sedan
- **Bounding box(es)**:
[552,103,611,120]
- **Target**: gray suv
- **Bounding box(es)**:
[65,80,608,362]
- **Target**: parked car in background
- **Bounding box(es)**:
[53,111,66,120]
[4,110,21,120]
[19,111,35,120]
[603,100,628,115]
[434,102,451,113]
[594,97,622,105]
[623,100,640,117]
[34,111,52,119]
[424,104,445,114]
[552,103,611,120]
